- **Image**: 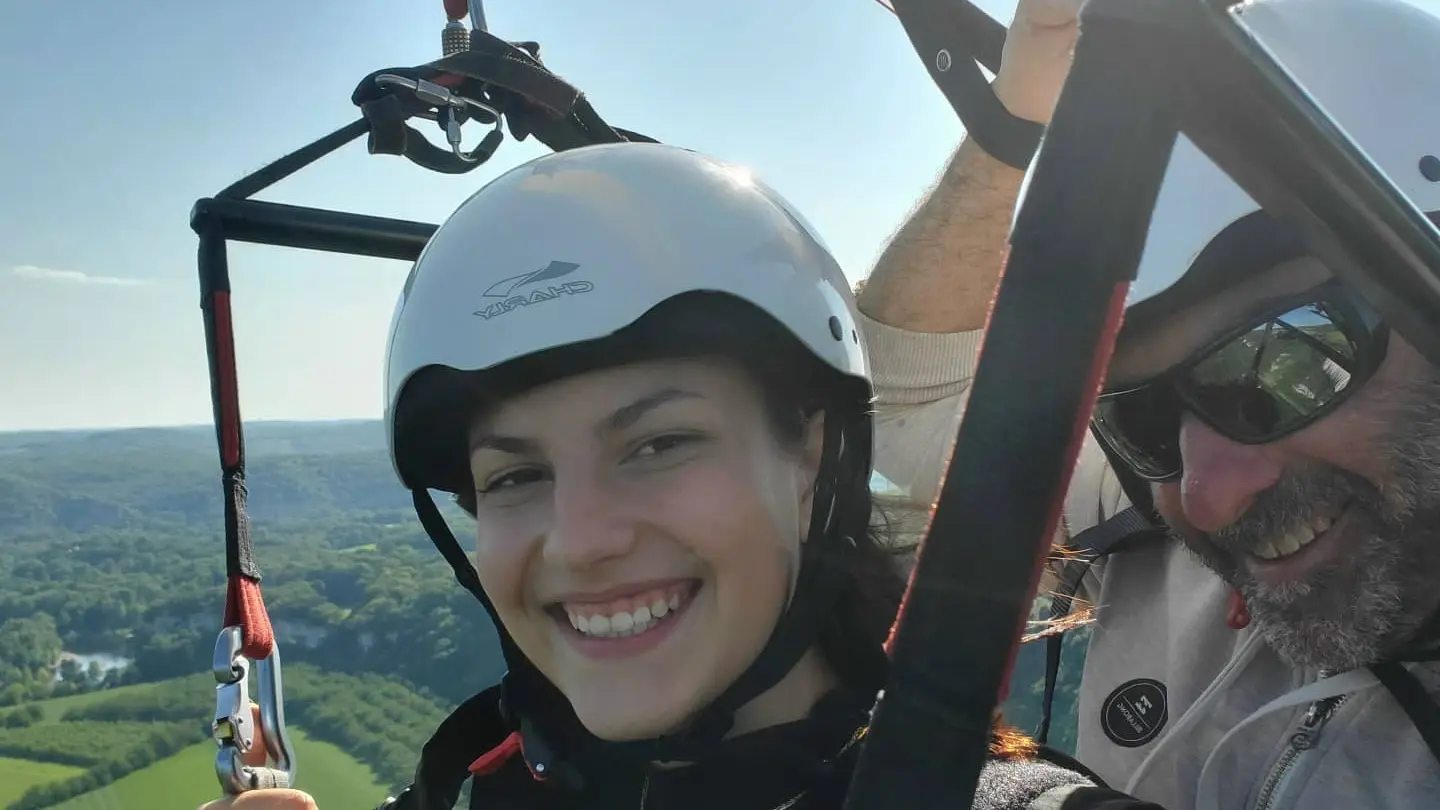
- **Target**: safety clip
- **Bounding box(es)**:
[212,625,297,794]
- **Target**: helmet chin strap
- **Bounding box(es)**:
[411,407,873,775]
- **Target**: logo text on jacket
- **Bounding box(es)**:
[1101,678,1168,747]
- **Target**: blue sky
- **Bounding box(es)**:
[0,0,1005,431]
[4,0,1436,432]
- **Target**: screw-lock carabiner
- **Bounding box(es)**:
[212,626,297,794]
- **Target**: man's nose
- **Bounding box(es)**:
[544,474,636,569]
[1170,413,1283,533]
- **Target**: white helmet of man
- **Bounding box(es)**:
[1008,0,1440,324]
[1124,0,1440,318]
[383,142,869,492]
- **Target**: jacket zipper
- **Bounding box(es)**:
[1252,694,1348,810]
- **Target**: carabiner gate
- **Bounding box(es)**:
[212,626,298,794]
[373,72,505,164]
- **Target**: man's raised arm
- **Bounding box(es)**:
[858,138,1025,336]
[858,0,1085,507]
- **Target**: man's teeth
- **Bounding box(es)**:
[1253,515,1334,560]
[565,591,685,639]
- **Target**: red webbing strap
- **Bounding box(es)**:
[213,292,242,471]
[225,578,275,660]
[205,286,275,660]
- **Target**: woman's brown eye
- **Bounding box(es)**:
[631,434,701,460]
[481,467,547,493]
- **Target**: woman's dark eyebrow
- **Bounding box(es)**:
[468,434,538,455]
[603,388,702,434]
[468,388,703,454]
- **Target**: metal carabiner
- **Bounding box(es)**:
[212,626,297,794]
[373,73,505,164]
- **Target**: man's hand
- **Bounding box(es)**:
[198,704,318,810]
[858,0,1086,333]
[992,0,1085,125]
[199,791,317,810]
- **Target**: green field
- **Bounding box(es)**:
[2,673,409,810]
[48,728,388,810]
[26,684,159,726]
[0,759,86,808]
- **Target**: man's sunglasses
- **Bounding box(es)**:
[1091,279,1390,482]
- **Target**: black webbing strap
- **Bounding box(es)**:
[1364,610,1440,770]
[411,489,495,615]
[1370,662,1440,770]
[1036,506,1159,743]
[887,0,1045,170]
[411,490,526,659]
[382,685,510,810]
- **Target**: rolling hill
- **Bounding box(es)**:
[0,419,1088,809]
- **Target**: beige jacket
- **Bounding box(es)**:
[862,312,1440,810]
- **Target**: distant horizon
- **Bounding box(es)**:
[0,417,905,494]
[0,416,384,436]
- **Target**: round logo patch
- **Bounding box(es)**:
[1101,678,1169,748]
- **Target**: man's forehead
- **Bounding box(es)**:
[1108,256,1333,387]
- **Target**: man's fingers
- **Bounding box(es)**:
[197,789,318,810]
[1017,0,1086,28]
[198,707,310,808]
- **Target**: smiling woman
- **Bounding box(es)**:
[199,142,1164,810]
[451,313,874,746]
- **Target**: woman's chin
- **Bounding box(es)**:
[570,690,695,743]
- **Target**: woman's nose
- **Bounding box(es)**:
[544,473,637,569]
[1171,413,1283,533]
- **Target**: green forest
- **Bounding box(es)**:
[0,420,1086,809]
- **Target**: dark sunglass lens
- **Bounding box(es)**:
[1185,301,1362,441]
[1093,386,1182,480]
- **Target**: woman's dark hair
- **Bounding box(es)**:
[408,291,1035,757]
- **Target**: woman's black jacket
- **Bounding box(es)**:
[375,685,1165,810]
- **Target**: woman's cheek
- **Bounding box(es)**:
[473,514,540,608]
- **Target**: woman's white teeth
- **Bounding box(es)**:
[1254,515,1333,561]
[566,592,685,639]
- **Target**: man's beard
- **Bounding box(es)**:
[1177,373,1440,672]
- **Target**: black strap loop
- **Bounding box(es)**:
[888,0,1045,170]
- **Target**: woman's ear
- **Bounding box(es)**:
[795,411,826,542]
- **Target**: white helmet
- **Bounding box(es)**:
[384,141,870,492]
[384,144,879,764]
[1008,0,1440,324]
[1121,0,1440,319]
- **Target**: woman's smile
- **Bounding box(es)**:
[549,578,702,660]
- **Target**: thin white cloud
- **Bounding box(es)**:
[10,264,155,287]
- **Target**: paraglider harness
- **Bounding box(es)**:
[189,0,1440,805]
